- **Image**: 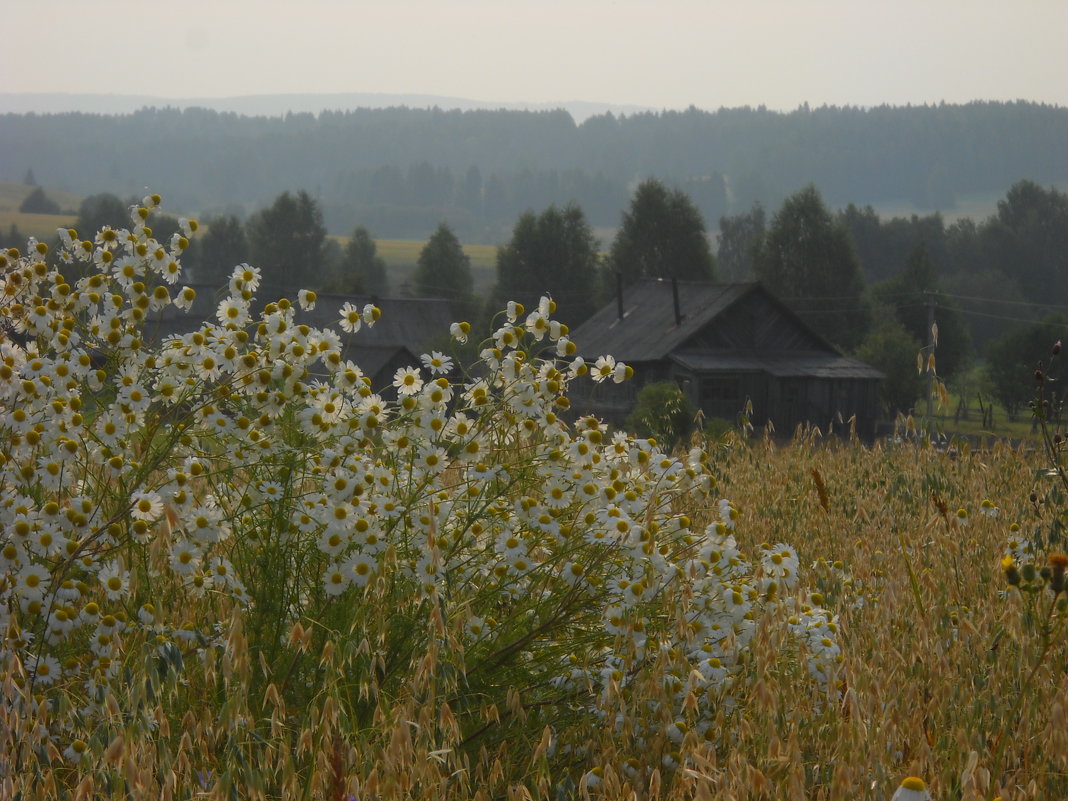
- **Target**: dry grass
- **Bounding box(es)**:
[705,433,1067,800]
[0,180,82,213]
[0,210,78,241]
[334,235,499,293]
[4,434,1065,800]
[0,180,80,239]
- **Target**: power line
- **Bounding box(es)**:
[937,291,1068,311]
[952,307,1060,325]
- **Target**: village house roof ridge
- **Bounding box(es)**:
[571,277,847,363]
[149,284,454,351]
[568,277,884,436]
[141,286,454,391]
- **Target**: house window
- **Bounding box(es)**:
[700,376,741,403]
[781,379,802,403]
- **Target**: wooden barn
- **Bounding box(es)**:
[148,286,455,392]
[568,278,883,438]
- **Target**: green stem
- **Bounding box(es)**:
[898,528,926,618]
[991,592,1058,789]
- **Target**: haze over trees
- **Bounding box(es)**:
[716,203,765,282]
[74,193,129,236]
[855,308,927,417]
[195,215,249,289]
[753,185,869,350]
[18,186,60,214]
[985,315,1068,420]
[327,225,389,295]
[4,101,1067,239]
[414,223,473,313]
[867,245,971,380]
[28,169,1068,422]
[245,190,327,296]
[609,179,715,284]
[494,204,600,325]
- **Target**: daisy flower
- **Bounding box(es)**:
[98,562,130,601]
[130,490,163,521]
[346,552,377,587]
[216,297,249,327]
[15,563,50,600]
[525,310,550,341]
[28,653,62,685]
[891,777,931,801]
[229,264,261,294]
[318,528,349,557]
[208,556,239,588]
[591,355,616,383]
[174,286,197,311]
[56,227,77,249]
[258,481,285,502]
[560,561,587,587]
[62,738,90,764]
[464,615,488,640]
[361,303,380,326]
[323,563,350,596]
[761,543,800,588]
[450,321,470,343]
[393,366,423,396]
[339,302,364,333]
[421,351,454,375]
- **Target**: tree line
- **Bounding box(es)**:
[3,101,1067,240]
[7,174,1067,421]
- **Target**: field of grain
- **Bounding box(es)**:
[0,180,82,213]
[3,203,1066,801]
[358,236,499,293]
[0,180,79,240]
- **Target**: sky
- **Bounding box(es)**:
[2,0,1067,112]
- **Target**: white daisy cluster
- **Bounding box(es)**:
[0,197,838,769]
[559,500,844,768]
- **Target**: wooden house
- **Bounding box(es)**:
[148,286,455,392]
[568,278,883,438]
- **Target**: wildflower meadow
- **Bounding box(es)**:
[1,197,1065,800]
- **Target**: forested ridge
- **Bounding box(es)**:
[2,101,1066,239]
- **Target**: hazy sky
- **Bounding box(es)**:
[3,0,1066,111]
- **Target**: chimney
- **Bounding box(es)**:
[671,276,682,326]
[616,271,624,320]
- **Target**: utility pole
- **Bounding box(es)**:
[925,291,936,425]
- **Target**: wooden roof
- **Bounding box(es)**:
[300,293,454,353]
[571,278,882,379]
[571,280,757,362]
[670,352,883,380]
[147,286,454,357]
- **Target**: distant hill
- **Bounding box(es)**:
[0,92,654,124]
[2,100,1067,241]
[0,180,81,214]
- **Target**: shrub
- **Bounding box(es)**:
[18,186,61,215]
[0,197,836,798]
[624,381,697,451]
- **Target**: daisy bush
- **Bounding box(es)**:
[0,197,840,798]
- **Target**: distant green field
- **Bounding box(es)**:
[332,235,499,294]
[0,180,80,241]
[867,180,1068,224]
[0,180,82,213]
[0,210,78,242]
